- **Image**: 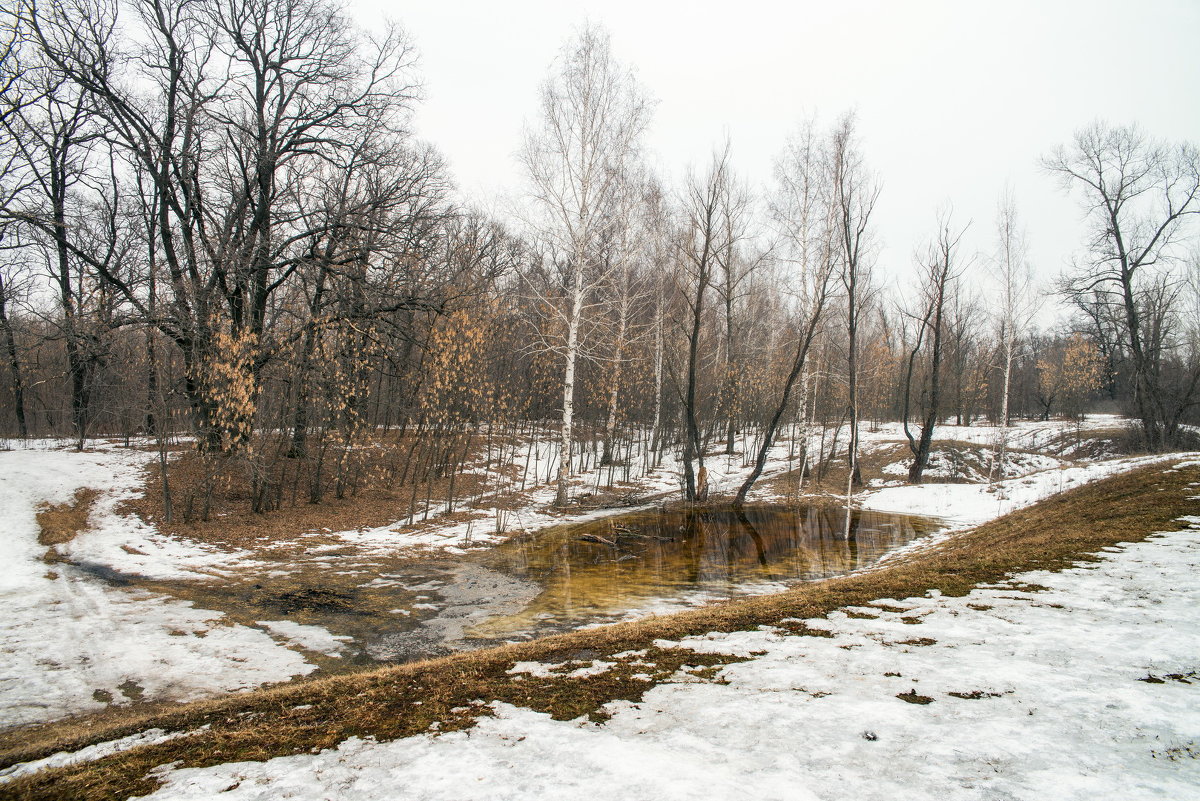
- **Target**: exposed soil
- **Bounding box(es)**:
[36,489,98,547]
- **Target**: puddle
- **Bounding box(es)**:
[468,504,936,641]
[69,503,937,673]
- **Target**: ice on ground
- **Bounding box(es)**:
[0,449,320,727]
[140,518,1200,801]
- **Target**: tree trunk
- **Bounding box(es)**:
[733,286,828,505]
[600,294,629,465]
[555,259,585,506]
[908,276,948,484]
[0,275,28,439]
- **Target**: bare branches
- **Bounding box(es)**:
[1047,121,1200,449]
[518,23,650,505]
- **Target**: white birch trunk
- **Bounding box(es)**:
[555,263,585,506]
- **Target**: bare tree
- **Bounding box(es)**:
[903,211,967,484]
[829,113,880,492]
[734,121,836,505]
[675,143,745,501]
[1045,122,1200,450]
[520,24,649,505]
[18,0,427,451]
[988,188,1039,479]
[0,261,29,438]
[0,25,112,448]
[712,177,758,456]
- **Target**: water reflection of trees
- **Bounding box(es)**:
[489,505,930,617]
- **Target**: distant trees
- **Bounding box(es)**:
[1034,333,1104,421]
[1047,122,1200,450]
[1,3,1195,520]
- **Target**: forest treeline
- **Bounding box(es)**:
[1,1,1198,518]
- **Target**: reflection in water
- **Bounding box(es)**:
[470,504,935,640]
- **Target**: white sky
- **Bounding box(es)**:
[350,0,1200,308]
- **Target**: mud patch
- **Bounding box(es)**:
[1139,670,1198,684]
[116,680,145,702]
[37,488,99,547]
[266,588,357,616]
[896,690,934,704]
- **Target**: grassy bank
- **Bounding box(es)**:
[3,458,1197,801]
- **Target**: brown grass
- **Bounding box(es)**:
[126,440,496,552]
[2,459,1198,801]
[35,489,98,547]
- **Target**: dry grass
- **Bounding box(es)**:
[2,459,1198,801]
[35,489,98,547]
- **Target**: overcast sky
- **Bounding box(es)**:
[351,0,1200,308]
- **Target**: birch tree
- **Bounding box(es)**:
[520,25,649,506]
[988,188,1038,479]
[598,174,654,466]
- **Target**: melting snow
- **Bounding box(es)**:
[0,448,320,726]
[140,518,1200,800]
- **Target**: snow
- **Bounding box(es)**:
[255,621,351,658]
[0,421,1182,728]
[859,414,1133,454]
[253,416,1135,560]
[5,421,1199,797]
[305,430,805,557]
[861,454,1180,529]
[139,516,1200,800]
[878,447,1062,482]
[0,727,191,784]
[0,448,321,727]
[507,660,616,679]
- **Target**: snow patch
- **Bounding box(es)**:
[256,620,351,657]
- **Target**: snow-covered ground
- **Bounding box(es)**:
[136,512,1200,800]
[0,431,806,727]
[0,448,319,727]
[862,454,1173,529]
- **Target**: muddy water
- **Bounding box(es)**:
[92,504,936,670]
